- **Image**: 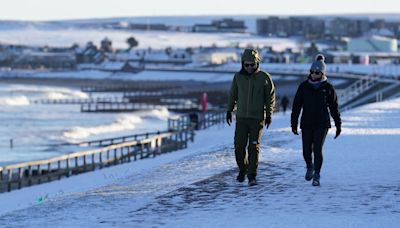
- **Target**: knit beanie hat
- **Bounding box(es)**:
[310,54,326,74]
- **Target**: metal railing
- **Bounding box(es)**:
[337,76,378,106]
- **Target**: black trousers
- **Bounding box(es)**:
[301,128,328,174]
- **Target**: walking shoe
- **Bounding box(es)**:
[248,176,258,186]
[305,167,314,181]
[312,173,320,186]
[236,171,246,183]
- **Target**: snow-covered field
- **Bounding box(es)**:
[2,61,400,82]
[0,63,400,83]
[0,97,399,227]
[0,27,300,51]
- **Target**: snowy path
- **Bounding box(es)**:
[1,99,400,227]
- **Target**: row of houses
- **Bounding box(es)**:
[104,22,169,31]
[0,44,78,70]
[193,18,247,33]
[2,47,399,71]
[101,16,400,38]
[0,41,107,70]
[257,17,400,39]
[1,34,399,70]
[104,18,247,33]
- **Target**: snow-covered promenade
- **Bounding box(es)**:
[0,98,399,227]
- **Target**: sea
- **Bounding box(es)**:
[0,83,171,166]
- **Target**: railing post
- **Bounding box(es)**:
[66,159,70,177]
[120,147,125,163]
[179,131,183,149]
[37,165,42,184]
[173,133,178,150]
[47,163,51,182]
[7,169,12,192]
[92,154,95,170]
[106,150,110,164]
[184,131,188,148]
[128,146,132,162]
[134,146,137,161]
[27,165,32,186]
[99,153,103,169]
[84,155,87,170]
[114,148,117,164]
[139,143,144,159]
[57,161,61,180]
[18,168,23,189]
[155,138,161,156]
[145,143,150,158]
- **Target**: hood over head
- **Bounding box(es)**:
[240,48,261,74]
[241,48,262,63]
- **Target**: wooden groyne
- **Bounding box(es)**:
[32,97,129,105]
[80,102,204,113]
[123,90,229,107]
[81,82,179,93]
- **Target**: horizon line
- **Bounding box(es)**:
[1,12,400,23]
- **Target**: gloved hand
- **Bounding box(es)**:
[226,111,232,126]
[334,126,341,139]
[292,125,299,135]
[265,116,272,129]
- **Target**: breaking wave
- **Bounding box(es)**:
[61,108,171,143]
[0,96,30,106]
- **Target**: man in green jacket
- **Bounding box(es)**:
[226,48,276,186]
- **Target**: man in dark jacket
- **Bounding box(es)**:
[291,54,341,186]
[226,48,276,186]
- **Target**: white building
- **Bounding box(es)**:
[193,48,239,65]
[348,36,398,52]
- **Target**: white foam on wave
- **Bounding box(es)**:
[145,107,170,120]
[0,84,89,100]
[62,115,143,141]
[44,91,88,100]
[61,108,171,143]
[0,96,30,106]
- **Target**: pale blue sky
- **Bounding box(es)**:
[1,0,399,21]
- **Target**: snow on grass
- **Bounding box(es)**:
[0,28,300,50]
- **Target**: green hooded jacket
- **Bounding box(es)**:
[227,49,276,120]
